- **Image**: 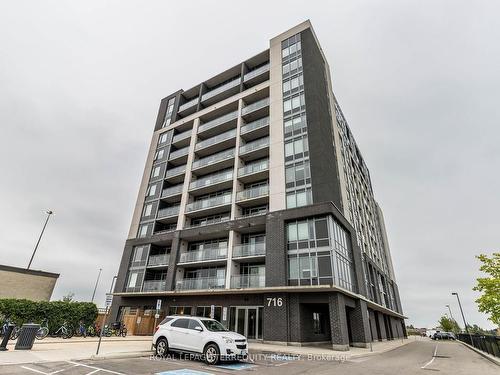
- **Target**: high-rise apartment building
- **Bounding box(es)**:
[111,21,405,350]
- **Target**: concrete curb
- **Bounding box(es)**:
[459,341,500,366]
[6,337,152,346]
[87,350,154,361]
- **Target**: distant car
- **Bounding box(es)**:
[152,315,248,365]
[432,332,456,340]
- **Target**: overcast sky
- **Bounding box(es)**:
[0,1,498,329]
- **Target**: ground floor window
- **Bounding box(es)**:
[168,306,192,315]
[228,306,263,340]
[312,312,326,334]
[196,306,222,321]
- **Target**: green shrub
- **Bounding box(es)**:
[0,298,98,331]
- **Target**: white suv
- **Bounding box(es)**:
[152,315,248,365]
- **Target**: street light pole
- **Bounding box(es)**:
[96,275,117,355]
[446,304,455,321]
[27,210,53,269]
[452,292,473,345]
[91,268,103,303]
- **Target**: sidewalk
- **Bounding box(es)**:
[0,335,416,365]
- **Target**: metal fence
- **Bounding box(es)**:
[457,333,500,358]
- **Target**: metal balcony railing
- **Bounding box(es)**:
[185,193,232,212]
[236,185,269,201]
[232,243,266,258]
[241,97,269,116]
[162,184,184,197]
[201,78,241,101]
[195,129,236,151]
[230,275,265,289]
[179,247,227,263]
[176,277,226,290]
[142,280,167,292]
[165,164,186,177]
[239,137,269,155]
[157,205,180,218]
[189,169,233,190]
[191,148,235,170]
[198,111,238,133]
[238,159,269,177]
[172,130,192,143]
[240,117,269,135]
[179,97,198,112]
[148,254,170,266]
[169,147,189,160]
[243,63,270,82]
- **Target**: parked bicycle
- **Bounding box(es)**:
[51,321,73,339]
[35,319,49,340]
[87,323,101,337]
[75,320,87,338]
[1,319,20,340]
[111,321,127,337]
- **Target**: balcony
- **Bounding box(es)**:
[230,275,265,289]
[232,243,266,258]
[236,185,269,206]
[179,97,198,112]
[157,205,180,219]
[176,277,226,291]
[179,247,227,264]
[168,147,189,164]
[172,130,192,147]
[240,117,269,141]
[195,128,236,156]
[189,169,233,195]
[239,137,269,161]
[161,184,184,199]
[142,280,167,292]
[186,215,230,229]
[191,148,235,174]
[244,63,270,82]
[241,97,270,120]
[201,77,241,103]
[165,164,186,183]
[185,193,232,216]
[148,254,170,267]
[238,159,268,183]
[198,111,238,135]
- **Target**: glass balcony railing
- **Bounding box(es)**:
[238,159,269,177]
[165,164,186,177]
[241,97,269,116]
[243,63,270,82]
[179,97,198,112]
[157,205,180,218]
[162,184,184,197]
[142,280,166,292]
[232,243,266,258]
[186,193,232,212]
[191,148,235,170]
[179,247,227,263]
[239,137,269,155]
[186,216,230,229]
[195,129,236,151]
[176,277,226,291]
[198,111,238,133]
[169,147,189,160]
[236,185,268,201]
[148,254,170,266]
[201,78,241,102]
[172,130,192,143]
[230,275,265,289]
[241,117,269,135]
[189,169,233,190]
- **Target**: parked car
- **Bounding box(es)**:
[152,315,248,365]
[432,332,456,340]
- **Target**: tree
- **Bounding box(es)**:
[473,253,500,326]
[62,292,75,302]
[439,315,460,333]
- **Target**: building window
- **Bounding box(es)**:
[138,224,149,238]
[286,188,312,208]
[151,166,161,178]
[168,306,192,315]
[155,149,165,161]
[143,204,153,217]
[196,306,222,321]
[146,184,157,197]
[313,312,325,334]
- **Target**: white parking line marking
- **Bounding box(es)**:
[20,366,50,375]
[421,343,439,369]
[85,370,100,375]
[66,361,125,375]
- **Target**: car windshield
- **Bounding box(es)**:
[200,319,227,332]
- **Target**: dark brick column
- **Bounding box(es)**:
[288,294,301,343]
[349,300,370,347]
[329,293,349,351]
[262,293,289,343]
[377,312,387,340]
[265,212,287,287]
[165,233,181,291]
[368,310,378,341]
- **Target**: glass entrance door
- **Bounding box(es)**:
[234,307,262,339]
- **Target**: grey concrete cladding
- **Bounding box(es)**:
[111,20,405,350]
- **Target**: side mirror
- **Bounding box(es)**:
[195,326,203,332]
